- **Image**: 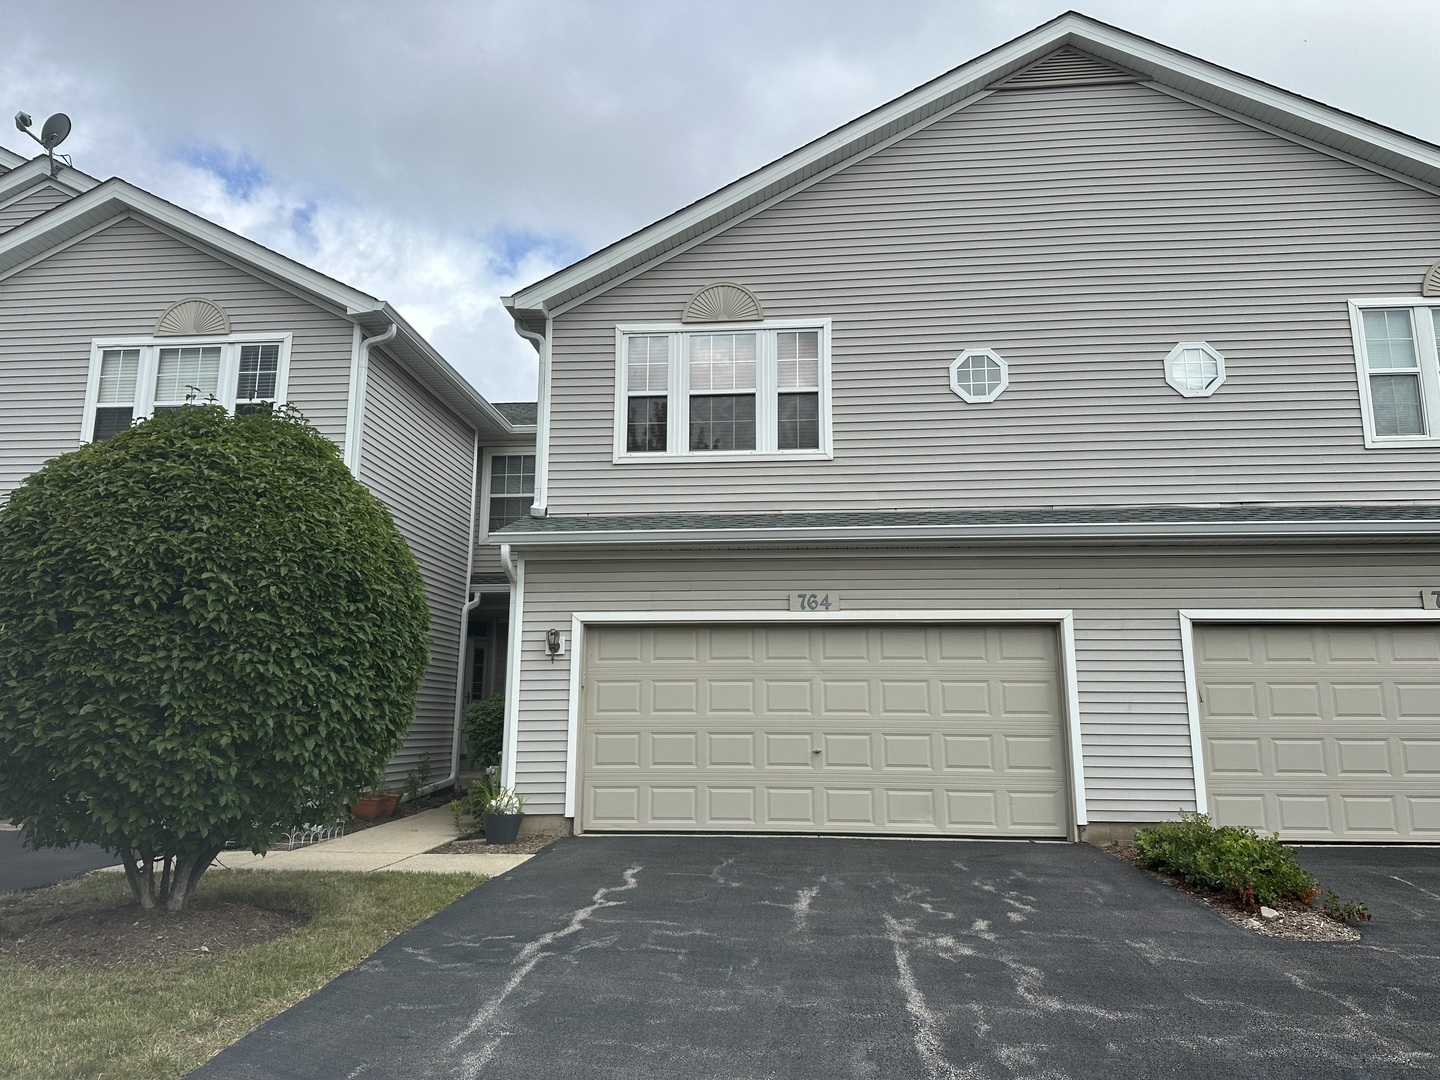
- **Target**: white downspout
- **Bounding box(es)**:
[499,543,523,790]
[437,429,483,796]
[345,323,397,480]
[513,319,550,516]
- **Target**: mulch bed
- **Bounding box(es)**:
[0,899,308,969]
[428,833,563,856]
[1102,843,1360,942]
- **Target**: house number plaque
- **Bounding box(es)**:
[790,591,840,612]
[1423,589,1440,610]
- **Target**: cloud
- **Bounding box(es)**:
[2,0,1438,402]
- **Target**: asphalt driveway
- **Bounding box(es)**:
[194,837,1438,1079]
[0,829,119,892]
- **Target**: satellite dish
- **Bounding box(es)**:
[39,113,70,150]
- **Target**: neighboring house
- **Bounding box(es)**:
[499,12,1440,843]
[0,150,536,789]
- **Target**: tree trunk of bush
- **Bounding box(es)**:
[120,846,223,912]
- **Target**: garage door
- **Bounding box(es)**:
[579,623,1069,836]
[1196,623,1440,841]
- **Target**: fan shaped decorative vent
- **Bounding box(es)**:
[682,282,764,323]
[995,47,1139,89]
[154,297,231,336]
[1424,260,1440,298]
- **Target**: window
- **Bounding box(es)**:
[1164,341,1226,398]
[486,454,535,533]
[83,335,290,441]
[614,321,830,459]
[949,349,1008,403]
[1349,300,1440,445]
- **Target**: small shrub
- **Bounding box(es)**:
[402,758,433,802]
[451,772,525,829]
[1133,812,1319,907]
[1321,890,1371,924]
[461,695,505,770]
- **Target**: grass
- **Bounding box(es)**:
[0,868,483,1080]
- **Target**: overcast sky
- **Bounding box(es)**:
[3,1,1437,402]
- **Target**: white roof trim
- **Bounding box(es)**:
[0,155,98,205]
[0,145,27,171]
[0,176,522,437]
[506,11,1440,321]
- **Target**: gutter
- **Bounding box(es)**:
[491,517,1440,549]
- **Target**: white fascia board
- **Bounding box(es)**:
[494,518,1440,549]
[0,179,381,315]
[508,12,1440,319]
[506,16,1087,315]
[0,155,99,198]
[0,145,28,170]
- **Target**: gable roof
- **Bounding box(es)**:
[504,10,1440,335]
[0,173,520,439]
[0,153,99,205]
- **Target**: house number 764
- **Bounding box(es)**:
[790,592,839,612]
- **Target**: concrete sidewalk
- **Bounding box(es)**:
[99,807,532,879]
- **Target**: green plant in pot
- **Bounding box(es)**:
[453,773,525,845]
[351,767,401,822]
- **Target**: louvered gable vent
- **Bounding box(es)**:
[1423,259,1440,298]
[994,46,1139,89]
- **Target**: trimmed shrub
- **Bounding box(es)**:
[461,695,505,771]
[1133,812,1319,907]
[0,404,431,910]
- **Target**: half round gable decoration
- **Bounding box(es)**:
[682,281,764,323]
[1424,260,1440,298]
[154,297,231,336]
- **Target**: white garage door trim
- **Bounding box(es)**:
[563,609,1087,834]
[1179,607,1440,822]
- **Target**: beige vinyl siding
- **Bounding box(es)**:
[547,82,1440,513]
[0,184,71,233]
[0,216,354,497]
[359,348,476,782]
[511,545,1440,821]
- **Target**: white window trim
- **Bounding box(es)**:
[81,332,293,443]
[1347,297,1440,449]
[479,447,537,541]
[612,318,833,463]
[1163,340,1226,398]
[949,348,1009,403]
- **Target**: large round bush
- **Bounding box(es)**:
[0,404,430,909]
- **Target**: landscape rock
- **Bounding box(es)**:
[1259,906,1280,920]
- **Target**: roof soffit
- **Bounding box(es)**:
[506,12,1440,322]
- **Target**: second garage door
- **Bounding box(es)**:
[579,622,1069,836]
[1196,622,1440,841]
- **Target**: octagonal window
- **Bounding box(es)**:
[1165,341,1225,397]
[949,349,1008,403]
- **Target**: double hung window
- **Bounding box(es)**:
[84,336,290,442]
[615,322,830,459]
[1349,301,1440,445]
[485,453,536,534]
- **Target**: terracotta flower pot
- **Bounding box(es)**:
[352,792,400,821]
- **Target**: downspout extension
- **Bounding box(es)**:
[346,323,398,480]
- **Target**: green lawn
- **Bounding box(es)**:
[0,869,483,1080]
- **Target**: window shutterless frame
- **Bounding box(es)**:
[479,447,538,540]
[80,333,293,443]
[1347,298,1440,448]
[611,318,833,462]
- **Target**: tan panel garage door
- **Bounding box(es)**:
[1196,623,1440,841]
[580,623,1069,836]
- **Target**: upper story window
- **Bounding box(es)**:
[83,335,291,442]
[1349,300,1440,446]
[485,453,535,535]
[949,349,1008,403]
[613,321,832,461]
[1164,341,1225,398]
